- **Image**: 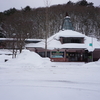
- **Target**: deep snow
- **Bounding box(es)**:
[0,49,100,100]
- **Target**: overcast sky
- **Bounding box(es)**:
[0,0,100,12]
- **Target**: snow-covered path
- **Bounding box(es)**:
[0,61,100,100]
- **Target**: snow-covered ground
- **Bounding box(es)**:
[0,49,100,100]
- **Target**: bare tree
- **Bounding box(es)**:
[44,0,51,57]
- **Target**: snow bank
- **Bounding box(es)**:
[82,59,100,67]
[0,49,12,54]
[0,49,51,68]
[0,49,100,68]
[96,59,100,65]
[0,55,12,63]
[12,49,45,67]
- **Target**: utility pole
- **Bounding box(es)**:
[92,37,93,62]
[45,5,48,57]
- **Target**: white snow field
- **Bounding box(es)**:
[0,49,100,100]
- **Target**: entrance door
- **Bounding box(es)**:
[69,52,77,61]
[66,52,84,62]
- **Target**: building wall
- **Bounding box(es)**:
[93,49,100,61]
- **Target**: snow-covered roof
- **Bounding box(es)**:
[48,30,85,41]
[26,30,100,51]
[0,38,13,40]
[25,39,44,41]
[65,16,71,18]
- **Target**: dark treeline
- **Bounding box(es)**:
[0,0,100,39]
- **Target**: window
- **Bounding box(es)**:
[62,37,84,43]
[51,51,64,58]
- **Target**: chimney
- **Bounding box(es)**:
[65,12,69,17]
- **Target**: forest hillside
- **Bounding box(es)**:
[0,0,100,39]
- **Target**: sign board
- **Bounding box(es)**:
[89,43,93,46]
[51,51,64,58]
